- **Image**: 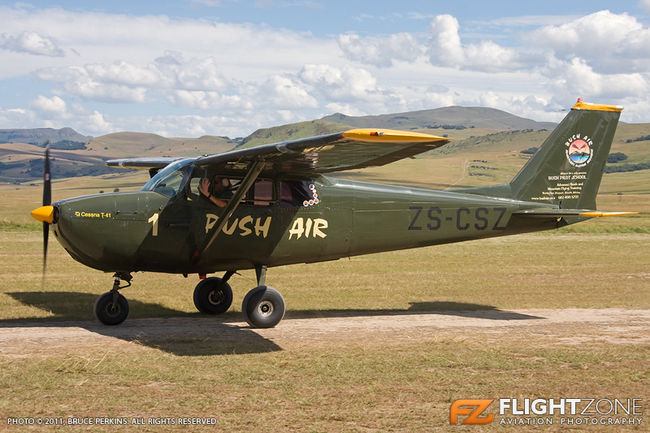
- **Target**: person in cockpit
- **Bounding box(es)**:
[198,175,232,208]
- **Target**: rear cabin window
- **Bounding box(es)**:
[278,180,314,206]
[253,180,273,206]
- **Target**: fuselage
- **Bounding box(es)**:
[51,174,557,274]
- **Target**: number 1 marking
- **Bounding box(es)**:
[148,212,159,236]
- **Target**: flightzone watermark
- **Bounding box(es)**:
[450,398,643,426]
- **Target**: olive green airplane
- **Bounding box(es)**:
[30,100,634,328]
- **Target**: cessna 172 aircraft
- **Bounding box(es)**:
[30,100,634,328]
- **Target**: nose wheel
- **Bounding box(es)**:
[94,272,131,325]
[193,273,234,315]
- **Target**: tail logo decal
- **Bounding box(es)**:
[565,135,594,168]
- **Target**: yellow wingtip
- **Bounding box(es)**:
[342,128,449,143]
[30,205,54,223]
[579,211,638,217]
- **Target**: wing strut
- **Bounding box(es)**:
[202,159,265,252]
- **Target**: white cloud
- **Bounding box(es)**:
[84,61,161,87]
[31,95,67,114]
[338,33,421,67]
[169,90,251,110]
[298,64,379,100]
[1,98,115,135]
[463,41,518,71]
[0,106,37,126]
[0,31,64,56]
[260,75,318,108]
[427,14,520,72]
[324,102,365,116]
[428,15,465,67]
[0,5,340,91]
[529,10,650,73]
[36,65,149,103]
[86,110,112,133]
[545,57,648,104]
[36,55,235,104]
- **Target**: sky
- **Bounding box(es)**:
[1,1,650,138]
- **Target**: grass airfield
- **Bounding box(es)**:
[0,164,648,432]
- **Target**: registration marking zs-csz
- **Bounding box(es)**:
[408,206,508,231]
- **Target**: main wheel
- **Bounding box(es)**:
[193,277,233,315]
[242,286,285,328]
[94,292,129,325]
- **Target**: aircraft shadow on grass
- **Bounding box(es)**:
[3,293,544,356]
[3,291,281,357]
[286,302,544,321]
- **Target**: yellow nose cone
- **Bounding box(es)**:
[30,205,54,223]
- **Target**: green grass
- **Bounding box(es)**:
[0,219,40,231]
[1,329,647,432]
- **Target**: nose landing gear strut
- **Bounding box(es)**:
[94,272,132,325]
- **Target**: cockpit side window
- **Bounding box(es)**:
[141,159,194,198]
[185,171,241,206]
[143,164,317,207]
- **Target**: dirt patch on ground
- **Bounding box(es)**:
[0,308,648,357]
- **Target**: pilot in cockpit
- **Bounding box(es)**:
[198,175,232,208]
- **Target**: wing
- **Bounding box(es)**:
[195,129,449,174]
[105,157,183,169]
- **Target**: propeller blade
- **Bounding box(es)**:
[43,221,49,278]
[42,142,51,280]
[43,141,51,206]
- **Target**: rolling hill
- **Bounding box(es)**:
[322,106,557,131]
[236,120,351,149]
[0,106,648,184]
[0,127,90,147]
[0,130,238,183]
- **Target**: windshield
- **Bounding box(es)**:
[141,158,195,198]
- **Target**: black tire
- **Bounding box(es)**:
[193,277,233,315]
[242,286,285,328]
[94,292,129,325]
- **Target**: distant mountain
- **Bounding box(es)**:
[0,130,238,183]
[0,142,118,183]
[0,127,91,147]
[237,120,349,149]
[322,107,557,131]
[87,132,237,157]
[235,106,557,150]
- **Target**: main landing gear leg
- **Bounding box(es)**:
[193,271,234,315]
[94,272,131,325]
[242,265,285,329]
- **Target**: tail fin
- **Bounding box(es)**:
[509,100,622,209]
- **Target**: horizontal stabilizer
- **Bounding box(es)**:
[514,209,638,218]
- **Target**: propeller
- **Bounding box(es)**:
[29,141,54,281]
[42,142,51,277]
